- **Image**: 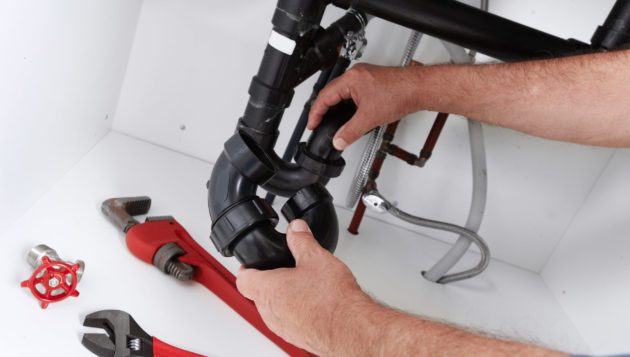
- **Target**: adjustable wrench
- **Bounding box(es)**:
[101,196,313,357]
[82,310,204,357]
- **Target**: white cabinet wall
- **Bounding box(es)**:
[0,0,144,233]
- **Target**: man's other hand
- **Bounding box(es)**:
[236,219,367,355]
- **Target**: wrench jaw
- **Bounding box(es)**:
[102,196,152,233]
[101,197,196,281]
[82,333,115,357]
[82,310,153,357]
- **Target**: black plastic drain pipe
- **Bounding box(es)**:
[208,102,355,269]
[332,0,592,61]
[592,0,630,49]
[207,0,365,269]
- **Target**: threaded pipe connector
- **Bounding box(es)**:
[153,243,194,281]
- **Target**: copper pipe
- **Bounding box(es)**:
[418,112,449,166]
[384,120,400,137]
[388,144,418,164]
[347,200,366,235]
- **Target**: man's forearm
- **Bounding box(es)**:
[326,293,567,357]
[237,221,572,356]
[413,50,630,147]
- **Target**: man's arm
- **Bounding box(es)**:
[237,220,568,357]
[308,50,630,149]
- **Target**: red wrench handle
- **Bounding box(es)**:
[153,337,204,357]
[126,220,315,357]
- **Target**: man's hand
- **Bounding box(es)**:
[236,219,368,355]
[308,63,422,150]
[311,51,630,148]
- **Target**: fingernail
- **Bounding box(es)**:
[333,137,347,150]
[290,220,310,233]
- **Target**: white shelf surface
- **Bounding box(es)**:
[1,132,589,356]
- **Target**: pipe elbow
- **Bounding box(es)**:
[207,152,258,219]
[209,129,340,269]
[261,155,321,197]
[210,183,338,269]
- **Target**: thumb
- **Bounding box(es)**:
[287,219,323,265]
[332,109,374,150]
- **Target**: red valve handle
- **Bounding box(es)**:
[153,337,205,357]
[20,256,80,309]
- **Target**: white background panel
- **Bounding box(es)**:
[0,0,143,235]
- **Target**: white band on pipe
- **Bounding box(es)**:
[268,30,296,55]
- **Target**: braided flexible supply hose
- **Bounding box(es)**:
[362,189,490,284]
[345,30,423,208]
[345,126,384,207]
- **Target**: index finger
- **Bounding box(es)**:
[308,76,353,130]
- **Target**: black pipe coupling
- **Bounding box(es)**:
[248,77,294,110]
[210,197,279,257]
[294,142,345,178]
[295,99,356,178]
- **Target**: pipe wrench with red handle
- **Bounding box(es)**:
[101,196,313,357]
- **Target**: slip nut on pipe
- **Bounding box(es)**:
[295,143,345,178]
[282,183,333,220]
[211,197,279,257]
